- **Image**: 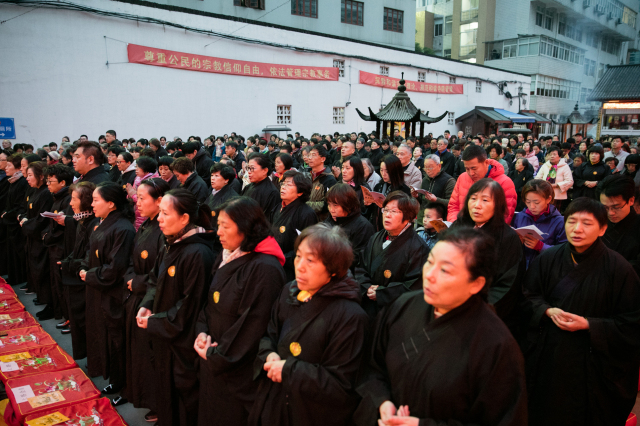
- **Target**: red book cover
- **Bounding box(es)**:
[23,397,128,426]
[0,326,56,355]
[0,312,38,331]
[0,344,77,383]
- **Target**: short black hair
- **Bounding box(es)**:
[424,201,446,220]
[157,156,175,168]
[564,197,608,227]
[600,174,636,203]
[136,156,157,174]
[118,151,134,164]
[282,170,312,202]
[225,141,239,151]
[106,130,116,137]
[170,157,194,174]
[310,145,329,160]
[44,164,74,187]
[488,143,502,156]
[547,146,561,156]
[462,144,488,162]
[382,191,420,222]
[209,163,236,183]
[182,142,199,155]
[76,141,105,166]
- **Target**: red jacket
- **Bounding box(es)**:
[447,159,517,223]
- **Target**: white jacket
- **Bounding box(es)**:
[535,159,574,200]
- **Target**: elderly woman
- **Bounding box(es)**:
[194,197,286,426]
[412,154,456,224]
[356,191,430,319]
[535,146,573,209]
[573,145,611,200]
[355,228,527,426]
[362,157,381,190]
[272,171,317,281]
[79,182,136,394]
[242,153,280,223]
[452,179,525,335]
[325,183,374,270]
[249,224,368,426]
[137,189,216,426]
[60,182,99,359]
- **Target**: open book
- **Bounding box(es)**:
[40,212,66,219]
[513,224,546,241]
[362,186,386,208]
[428,219,452,233]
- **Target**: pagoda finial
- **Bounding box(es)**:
[574,102,579,111]
[398,72,406,93]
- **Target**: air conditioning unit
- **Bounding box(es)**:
[607,11,613,20]
[615,18,622,25]
[595,4,604,15]
[583,0,591,8]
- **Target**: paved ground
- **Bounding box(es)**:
[4,278,149,426]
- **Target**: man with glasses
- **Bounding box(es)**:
[600,174,640,276]
[411,154,455,225]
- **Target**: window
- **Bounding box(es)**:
[476,81,482,93]
[341,0,364,26]
[444,49,451,58]
[418,72,426,82]
[233,0,263,9]
[444,16,452,35]
[535,6,544,27]
[583,59,596,77]
[291,0,317,18]
[380,66,389,76]
[333,59,345,77]
[461,0,479,21]
[580,88,588,104]
[459,22,478,56]
[623,7,637,28]
[434,23,443,36]
[277,105,291,124]
[558,15,566,35]
[449,77,456,84]
[532,75,580,100]
[383,8,403,32]
[586,33,599,49]
[544,8,554,30]
[447,112,455,125]
[333,107,345,124]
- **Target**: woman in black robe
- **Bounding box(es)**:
[116,152,137,189]
[573,145,610,200]
[42,164,76,323]
[194,197,286,426]
[249,224,368,426]
[272,171,317,281]
[522,198,640,426]
[270,153,293,192]
[356,191,429,320]
[137,189,216,426]
[205,163,239,250]
[60,182,99,360]
[79,182,136,392]
[20,161,54,316]
[340,156,371,214]
[242,153,280,223]
[324,183,375,270]
[158,156,181,190]
[115,178,170,413]
[366,155,411,232]
[509,157,534,211]
[1,154,28,285]
[355,227,528,426]
[451,178,525,336]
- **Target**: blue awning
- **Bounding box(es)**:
[493,108,536,123]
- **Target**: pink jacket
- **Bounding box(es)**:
[535,159,574,200]
[447,159,517,223]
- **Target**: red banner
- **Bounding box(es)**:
[359,71,463,94]
[127,44,339,81]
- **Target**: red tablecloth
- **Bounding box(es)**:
[0,284,16,300]
[5,367,100,424]
[23,397,128,426]
[0,344,77,384]
[0,297,24,314]
[0,312,38,331]
[0,326,55,355]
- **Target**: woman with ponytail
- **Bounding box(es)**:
[114,178,170,415]
[79,182,136,395]
[194,196,286,426]
[137,189,216,426]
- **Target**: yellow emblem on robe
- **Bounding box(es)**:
[54,210,57,214]
[290,342,302,357]
[141,250,148,259]
[593,171,598,175]
[122,185,126,190]
[297,290,312,302]
[94,225,98,231]
[213,291,220,303]
[211,210,216,217]
[168,265,176,277]
[26,196,29,202]
[279,226,286,233]
[29,203,32,209]
[95,250,99,258]
[384,270,392,279]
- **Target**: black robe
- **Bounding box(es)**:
[572,160,611,199]
[43,186,75,319]
[182,172,209,204]
[81,211,135,386]
[0,173,9,276]
[522,240,640,426]
[1,176,28,285]
[195,251,286,426]
[271,199,318,281]
[121,215,164,409]
[355,292,528,426]
[166,174,181,189]
[118,169,136,189]
[249,277,368,426]
[140,231,216,426]
[323,211,375,270]
[242,177,281,223]
[355,227,429,320]
[205,183,239,233]
[509,168,534,211]
[79,166,110,185]
[602,209,640,277]
[60,214,100,360]
[21,185,53,295]
[108,165,121,183]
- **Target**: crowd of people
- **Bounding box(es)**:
[0,127,639,426]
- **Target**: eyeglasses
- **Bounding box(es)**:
[308,153,321,159]
[246,166,258,172]
[424,166,438,171]
[281,182,297,188]
[382,208,402,216]
[46,180,58,185]
[603,203,627,212]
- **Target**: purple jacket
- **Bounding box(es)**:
[511,204,566,268]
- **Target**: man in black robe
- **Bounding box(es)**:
[183,142,214,188]
[171,157,209,204]
[600,174,640,276]
[73,141,109,184]
[523,197,640,426]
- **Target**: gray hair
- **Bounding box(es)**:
[362,157,375,174]
[424,154,441,164]
[398,144,412,154]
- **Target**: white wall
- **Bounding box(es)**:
[0,0,529,147]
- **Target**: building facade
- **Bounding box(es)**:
[0,0,528,145]
[416,0,639,136]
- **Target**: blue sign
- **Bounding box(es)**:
[0,118,15,139]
